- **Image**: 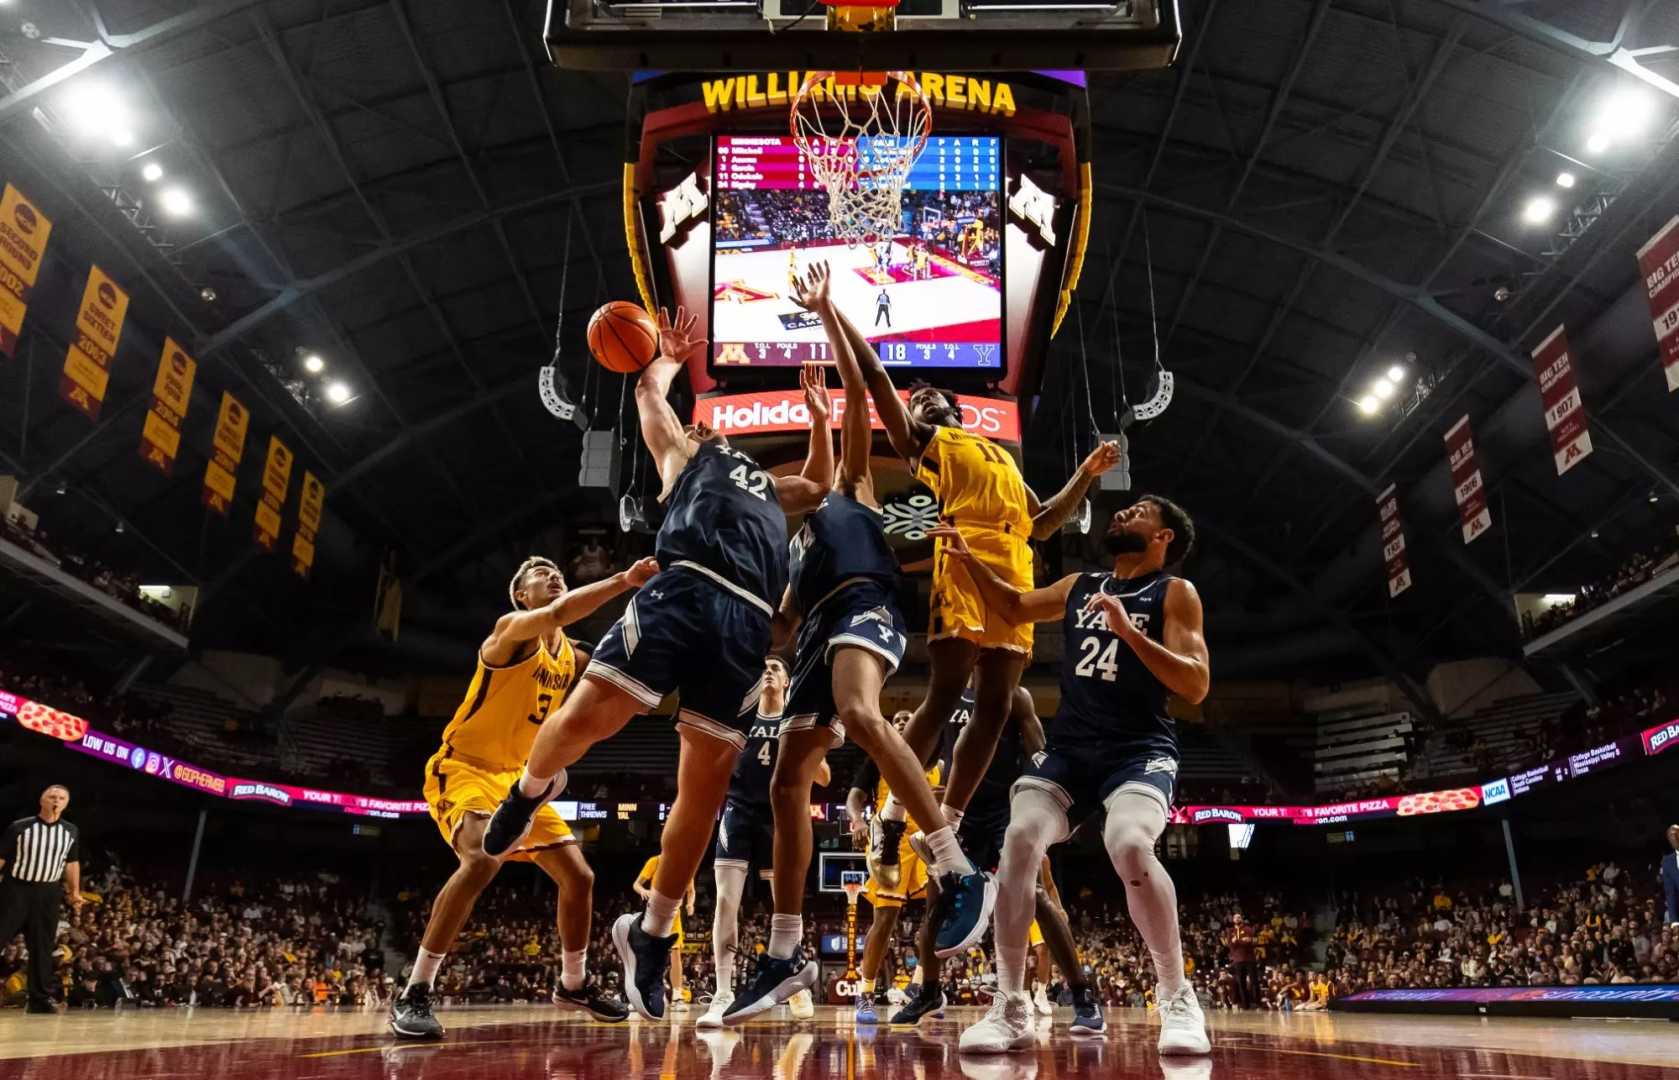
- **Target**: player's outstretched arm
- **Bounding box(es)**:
[927,525,1076,624]
[482,557,660,663]
[1085,577,1210,704]
[797,263,870,494]
[826,295,933,461]
[775,362,834,514]
[636,307,703,499]
[1026,440,1122,540]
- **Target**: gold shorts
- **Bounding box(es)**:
[863,838,928,909]
[931,525,1034,653]
[424,749,574,862]
[1028,920,1044,948]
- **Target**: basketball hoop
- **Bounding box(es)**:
[790,69,932,247]
[841,879,865,908]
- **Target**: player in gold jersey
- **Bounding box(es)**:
[389,554,656,1039]
[820,303,1120,863]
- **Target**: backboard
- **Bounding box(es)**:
[545,0,1182,72]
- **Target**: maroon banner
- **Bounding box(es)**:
[1531,324,1593,476]
[1443,414,1492,545]
[1377,483,1411,598]
[1636,215,1679,393]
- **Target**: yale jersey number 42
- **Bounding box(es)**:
[730,463,772,500]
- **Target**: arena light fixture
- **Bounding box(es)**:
[1356,395,1380,416]
[1585,131,1611,156]
[141,161,164,183]
[303,353,325,375]
[1522,196,1556,226]
[1600,88,1655,140]
[324,381,352,405]
[1386,363,1406,382]
[158,187,194,217]
[1372,378,1397,401]
[1555,172,1576,189]
[63,83,133,145]
[1540,593,1575,605]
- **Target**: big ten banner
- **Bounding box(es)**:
[292,470,324,578]
[202,391,249,514]
[1443,415,1492,545]
[61,264,130,419]
[1377,483,1412,598]
[139,338,197,475]
[1531,324,1593,476]
[254,435,294,551]
[0,182,54,358]
[1636,215,1679,393]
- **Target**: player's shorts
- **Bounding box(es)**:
[931,523,1034,653]
[424,747,575,861]
[1028,921,1045,948]
[588,564,772,750]
[864,836,928,909]
[714,798,774,875]
[782,579,908,748]
[956,795,1012,873]
[1014,742,1178,831]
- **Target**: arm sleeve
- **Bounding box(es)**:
[849,758,881,798]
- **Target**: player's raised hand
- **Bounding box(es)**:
[926,524,973,559]
[1081,439,1123,476]
[623,556,661,587]
[801,362,832,424]
[655,305,701,362]
[794,261,833,311]
[1083,589,1139,641]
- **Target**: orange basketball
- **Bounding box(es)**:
[587,301,660,374]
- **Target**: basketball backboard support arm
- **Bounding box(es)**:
[544,0,1182,72]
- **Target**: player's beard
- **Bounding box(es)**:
[1104,530,1149,555]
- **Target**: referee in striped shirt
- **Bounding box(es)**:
[1,785,83,1014]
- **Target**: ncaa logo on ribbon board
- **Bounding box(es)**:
[1480,778,1510,806]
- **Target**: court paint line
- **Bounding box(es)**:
[1237,1046,1422,1068]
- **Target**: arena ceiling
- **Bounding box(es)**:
[2,0,1677,696]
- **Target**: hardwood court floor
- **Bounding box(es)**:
[1,1004,1675,1079]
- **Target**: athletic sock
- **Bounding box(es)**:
[517,765,563,799]
[995,942,1029,994]
[910,965,924,986]
[860,978,876,995]
[560,949,587,991]
[407,948,445,993]
[880,795,908,823]
[940,804,965,831]
[923,825,976,877]
[642,890,680,938]
[767,914,802,960]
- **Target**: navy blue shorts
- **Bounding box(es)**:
[714,799,774,872]
[588,565,771,749]
[781,580,908,748]
[1014,742,1178,828]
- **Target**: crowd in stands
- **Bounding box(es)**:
[0,511,192,631]
[2,862,386,1010]
[1521,532,1679,640]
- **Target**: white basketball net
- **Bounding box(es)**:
[791,71,933,246]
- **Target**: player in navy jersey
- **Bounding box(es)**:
[483,307,833,1022]
[722,264,991,1025]
[698,657,830,1027]
[893,687,1099,1033]
[932,496,1213,1057]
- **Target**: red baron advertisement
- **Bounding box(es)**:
[1171,787,1482,827]
[224,778,425,817]
[695,388,1021,443]
[1443,415,1492,545]
[1636,216,1679,393]
[1643,717,1679,757]
[1531,324,1593,475]
[1376,483,1411,598]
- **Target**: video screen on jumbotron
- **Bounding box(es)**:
[710,133,1004,370]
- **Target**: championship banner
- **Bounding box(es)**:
[1377,483,1411,598]
[138,338,197,475]
[60,264,130,419]
[0,183,53,358]
[1635,215,1679,392]
[254,435,293,551]
[291,470,324,578]
[1531,324,1593,475]
[202,391,249,514]
[1443,415,1491,544]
